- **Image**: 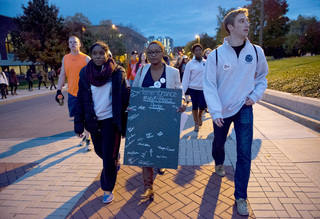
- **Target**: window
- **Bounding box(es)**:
[5,34,13,53]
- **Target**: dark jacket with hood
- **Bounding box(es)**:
[74,65,129,137]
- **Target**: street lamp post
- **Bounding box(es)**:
[195,35,200,44]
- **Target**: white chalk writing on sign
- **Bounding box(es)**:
[138,143,150,147]
[130,90,140,97]
[158,146,175,152]
[124,87,181,169]
[128,114,139,121]
[125,139,135,148]
[149,102,165,111]
[127,134,136,141]
[127,127,134,132]
[146,133,154,139]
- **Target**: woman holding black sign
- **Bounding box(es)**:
[74,41,130,204]
[132,41,186,200]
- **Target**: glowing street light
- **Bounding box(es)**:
[195,35,200,43]
[112,24,116,29]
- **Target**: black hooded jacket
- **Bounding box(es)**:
[74,65,129,137]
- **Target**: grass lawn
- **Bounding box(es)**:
[267,55,320,98]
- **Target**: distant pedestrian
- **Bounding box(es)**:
[182,43,207,132]
[163,55,170,66]
[126,51,139,86]
[26,69,34,91]
[4,68,9,95]
[135,52,148,74]
[37,70,48,90]
[178,55,190,103]
[74,41,130,204]
[48,69,57,90]
[173,55,182,70]
[203,8,268,215]
[0,69,9,99]
[9,69,19,95]
[203,48,212,60]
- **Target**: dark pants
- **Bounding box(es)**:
[50,78,56,90]
[212,105,253,200]
[10,83,17,94]
[90,118,121,192]
[188,88,207,110]
[28,81,33,90]
[38,81,47,89]
[0,84,7,98]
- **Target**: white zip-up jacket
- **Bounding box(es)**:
[0,72,8,85]
[203,37,268,120]
[182,58,206,93]
[133,63,185,100]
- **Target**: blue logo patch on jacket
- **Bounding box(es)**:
[245,54,253,63]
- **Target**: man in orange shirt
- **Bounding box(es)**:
[55,36,92,151]
[126,51,139,86]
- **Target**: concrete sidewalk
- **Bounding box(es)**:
[0,90,319,218]
[0,87,59,106]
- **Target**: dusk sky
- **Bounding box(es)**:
[0,0,319,46]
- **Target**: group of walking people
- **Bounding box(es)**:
[25,68,57,91]
[1,68,19,99]
[54,7,268,216]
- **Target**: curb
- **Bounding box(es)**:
[0,88,69,106]
[262,89,320,120]
[258,100,320,132]
[261,89,320,132]
[0,90,56,106]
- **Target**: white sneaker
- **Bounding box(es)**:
[235,198,249,215]
[78,136,86,146]
[85,139,93,151]
[103,192,114,203]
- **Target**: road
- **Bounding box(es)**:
[0,91,74,139]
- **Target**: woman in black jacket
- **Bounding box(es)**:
[74,41,129,204]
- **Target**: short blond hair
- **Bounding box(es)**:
[224,8,249,35]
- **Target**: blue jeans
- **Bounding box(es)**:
[68,93,77,117]
[212,104,253,200]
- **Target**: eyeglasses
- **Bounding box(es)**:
[147,50,162,56]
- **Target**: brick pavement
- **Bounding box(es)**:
[0,100,320,218]
[66,166,254,219]
[0,163,38,192]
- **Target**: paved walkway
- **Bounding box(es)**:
[0,89,320,218]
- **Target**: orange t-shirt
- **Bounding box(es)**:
[126,58,139,81]
[64,52,88,97]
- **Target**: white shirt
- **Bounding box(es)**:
[0,72,8,85]
[182,58,206,93]
[91,81,113,120]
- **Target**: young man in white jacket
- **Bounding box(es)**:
[203,8,268,216]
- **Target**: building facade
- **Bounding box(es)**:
[0,15,43,75]
[147,36,174,55]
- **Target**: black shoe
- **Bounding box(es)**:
[158,168,166,175]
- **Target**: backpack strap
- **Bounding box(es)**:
[252,44,258,63]
[215,49,218,67]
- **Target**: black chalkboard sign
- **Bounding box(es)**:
[124,87,182,169]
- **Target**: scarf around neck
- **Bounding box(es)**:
[84,58,116,87]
